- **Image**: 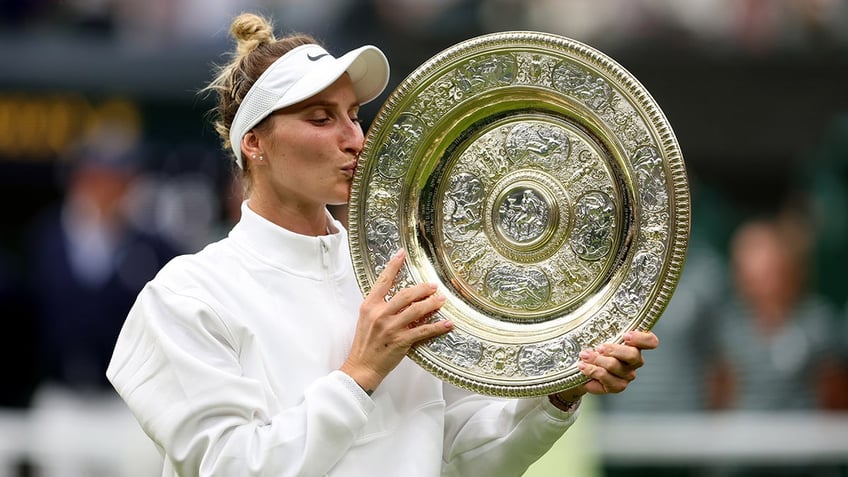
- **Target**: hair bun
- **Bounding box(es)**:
[230,13,276,57]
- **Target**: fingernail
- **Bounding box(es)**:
[595,344,606,354]
[579,350,591,360]
[578,361,587,371]
[393,249,405,259]
[624,332,633,342]
[434,293,446,303]
[443,320,454,328]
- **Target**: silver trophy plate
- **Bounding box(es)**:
[349,31,690,397]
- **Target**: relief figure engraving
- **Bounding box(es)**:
[450,54,517,100]
[506,123,570,165]
[570,191,615,261]
[348,32,687,397]
[484,264,551,310]
[551,62,613,111]
[498,188,550,243]
[428,332,483,368]
[444,173,484,242]
[518,341,572,376]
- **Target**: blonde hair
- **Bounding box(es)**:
[203,13,318,182]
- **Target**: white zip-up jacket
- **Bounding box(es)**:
[107,202,578,477]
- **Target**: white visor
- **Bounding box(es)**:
[229,43,390,168]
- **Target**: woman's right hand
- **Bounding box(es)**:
[340,248,453,394]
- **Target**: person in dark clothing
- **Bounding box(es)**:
[27,139,180,390]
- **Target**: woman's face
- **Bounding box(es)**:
[249,74,364,219]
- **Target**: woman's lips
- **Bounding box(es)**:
[342,160,358,176]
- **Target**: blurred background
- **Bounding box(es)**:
[0,0,846,476]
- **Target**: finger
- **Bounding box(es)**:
[408,307,440,328]
[406,319,454,346]
[580,348,638,381]
[367,248,406,302]
[595,342,644,369]
[394,291,446,327]
[578,360,631,394]
[623,330,659,350]
[582,377,628,395]
[384,282,439,316]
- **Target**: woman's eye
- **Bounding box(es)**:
[309,117,330,125]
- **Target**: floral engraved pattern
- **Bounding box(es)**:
[586,310,624,344]
[365,217,400,270]
[632,146,669,212]
[613,251,661,318]
[377,113,425,179]
[544,253,599,303]
[478,344,520,376]
[429,120,619,317]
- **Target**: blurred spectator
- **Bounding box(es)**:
[24,135,179,476]
[26,138,180,392]
[709,216,838,411]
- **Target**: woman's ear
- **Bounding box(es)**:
[241,131,265,165]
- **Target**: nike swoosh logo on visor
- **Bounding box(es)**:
[307,53,329,61]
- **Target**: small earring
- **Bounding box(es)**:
[258,155,264,161]
[252,154,257,159]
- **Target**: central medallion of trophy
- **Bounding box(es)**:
[496,187,550,244]
[421,114,623,323]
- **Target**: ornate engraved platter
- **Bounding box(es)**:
[348,31,690,397]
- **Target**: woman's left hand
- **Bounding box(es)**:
[551,330,659,404]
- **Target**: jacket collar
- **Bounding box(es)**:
[229,201,348,279]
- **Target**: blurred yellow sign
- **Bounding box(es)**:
[0,94,141,160]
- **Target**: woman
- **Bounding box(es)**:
[107,12,658,477]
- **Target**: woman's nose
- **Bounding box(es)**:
[342,118,365,155]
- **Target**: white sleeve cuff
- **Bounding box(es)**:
[330,370,375,413]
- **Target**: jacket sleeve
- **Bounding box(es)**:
[106,282,373,477]
[441,382,579,477]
